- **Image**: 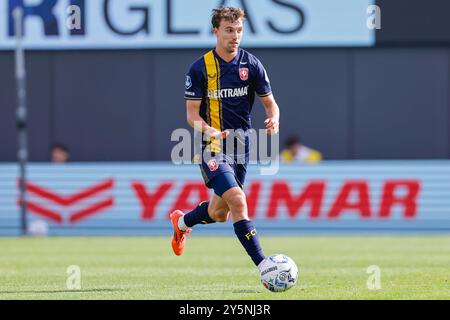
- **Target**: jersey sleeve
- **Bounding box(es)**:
[254,58,272,97]
[184,61,204,100]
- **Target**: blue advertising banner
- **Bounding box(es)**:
[0,161,449,235]
[0,0,375,50]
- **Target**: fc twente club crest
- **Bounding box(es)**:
[207,159,219,171]
[239,68,249,81]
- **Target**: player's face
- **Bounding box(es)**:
[214,19,243,54]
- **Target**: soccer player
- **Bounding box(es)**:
[170,7,280,272]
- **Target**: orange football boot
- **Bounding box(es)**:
[170,210,191,256]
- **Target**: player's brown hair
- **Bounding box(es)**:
[211,7,245,29]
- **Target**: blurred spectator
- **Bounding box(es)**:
[280,135,322,164]
[51,143,69,163]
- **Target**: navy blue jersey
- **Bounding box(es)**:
[184,48,272,132]
[185,48,272,188]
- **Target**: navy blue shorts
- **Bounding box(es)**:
[199,152,248,196]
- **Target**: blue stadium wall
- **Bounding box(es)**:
[0,47,449,162]
[0,0,449,162]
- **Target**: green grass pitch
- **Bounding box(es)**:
[0,236,449,300]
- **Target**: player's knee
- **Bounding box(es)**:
[214,214,229,223]
[210,208,229,223]
[226,192,247,211]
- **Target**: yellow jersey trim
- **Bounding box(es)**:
[204,51,222,153]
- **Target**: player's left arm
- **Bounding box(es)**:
[260,94,280,135]
[253,56,279,135]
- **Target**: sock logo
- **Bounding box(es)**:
[245,228,257,240]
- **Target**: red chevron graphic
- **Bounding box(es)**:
[17,179,114,224]
[17,200,63,224]
[24,179,113,206]
[69,198,114,223]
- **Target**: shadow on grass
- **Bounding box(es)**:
[231,289,263,294]
[0,288,125,294]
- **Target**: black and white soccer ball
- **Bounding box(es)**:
[259,254,298,292]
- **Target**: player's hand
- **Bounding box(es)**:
[206,128,230,140]
[264,118,279,135]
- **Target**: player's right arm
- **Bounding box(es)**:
[185,59,228,140]
[186,100,229,139]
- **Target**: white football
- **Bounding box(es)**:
[259,254,298,292]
